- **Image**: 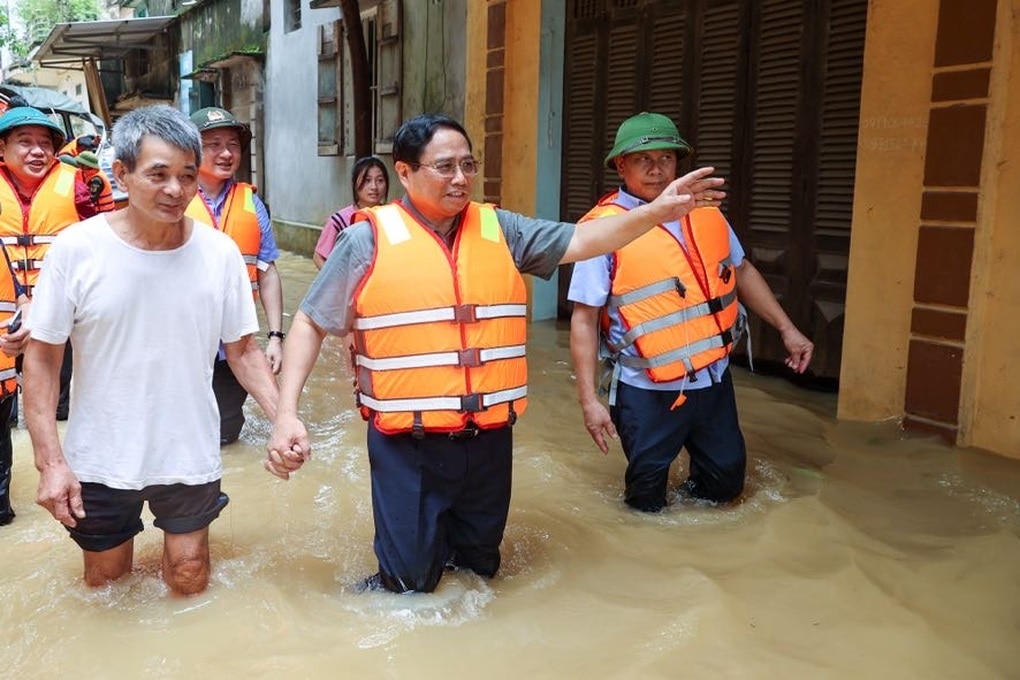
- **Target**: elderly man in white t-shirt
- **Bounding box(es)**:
[23,105,283,596]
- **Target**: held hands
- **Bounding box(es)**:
[647,166,727,224]
[265,413,310,480]
[581,398,617,455]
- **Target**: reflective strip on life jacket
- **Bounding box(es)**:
[355,343,527,371]
[359,385,528,414]
[617,330,734,372]
[353,303,528,331]
[0,301,16,313]
[606,276,687,308]
[0,234,58,247]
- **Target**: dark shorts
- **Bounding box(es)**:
[66,480,229,553]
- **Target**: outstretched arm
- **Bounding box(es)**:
[559,167,726,264]
[735,260,814,373]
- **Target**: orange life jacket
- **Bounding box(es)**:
[352,201,529,436]
[186,182,261,296]
[0,246,19,398]
[0,161,81,295]
[582,193,739,382]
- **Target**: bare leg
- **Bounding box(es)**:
[162,528,211,596]
[82,539,134,587]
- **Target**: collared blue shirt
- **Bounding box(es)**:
[567,188,745,392]
[197,179,279,268]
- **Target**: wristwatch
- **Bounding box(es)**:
[267,330,286,340]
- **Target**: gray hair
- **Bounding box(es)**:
[112,105,202,171]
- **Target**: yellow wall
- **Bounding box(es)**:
[464,3,488,202]
[499,1,542,216]
[960,0,1020,456]
[837,1,938,421]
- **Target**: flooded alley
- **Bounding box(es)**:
[2,252,1018,679]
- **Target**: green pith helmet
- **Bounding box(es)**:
[604,112,692,168]
[0,107,66,149]
[76,150,100,169]
[190,106,252,149]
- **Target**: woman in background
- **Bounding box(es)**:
[313,156,389,269]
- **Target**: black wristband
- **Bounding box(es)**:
[267,330,286,340]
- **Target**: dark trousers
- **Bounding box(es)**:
[367,421,513,593]
[610,369,746,511]
[0,394,16,523]
[212,359,248,445]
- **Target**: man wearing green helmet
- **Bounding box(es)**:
[0,106,109,526]
[568,112,814,512]
[185,106,284,445]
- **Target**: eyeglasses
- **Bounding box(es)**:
[412,158,482,178]
[626,153,677,170]
[203,141,242,154]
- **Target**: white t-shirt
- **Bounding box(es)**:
[29,214,259,489]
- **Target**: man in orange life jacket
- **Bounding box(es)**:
[265,113,726,593]
[0,107,104,423]
[569,112,814,512]
[186,107,285,445]
[0,243,27,526]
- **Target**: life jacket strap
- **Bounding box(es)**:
[1,234,57,247]
[616,329,735,371]
[353,303,527,331]
[606,277,686,309]
[357,385,527,413]
[355,344,526,371]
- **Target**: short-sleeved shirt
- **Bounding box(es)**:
[314,202,358,261]
[301,198,575,337]
[567,188,746,392]
[197,179,280,269]
[29,215,258,489]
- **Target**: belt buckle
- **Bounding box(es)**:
[448,423,480,440]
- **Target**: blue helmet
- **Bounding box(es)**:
[0,107,66,148]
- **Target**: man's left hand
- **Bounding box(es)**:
[780,326,814,374]
[265,340,283,374]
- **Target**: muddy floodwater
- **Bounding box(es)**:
[3,252,1018,678]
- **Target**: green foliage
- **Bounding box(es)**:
[15,0,101,48]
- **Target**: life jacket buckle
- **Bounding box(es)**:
[673,277,687,298]
[453,304,478,323]
[15,234,33,247]
[460,393,485,413]
[458,348,482,368]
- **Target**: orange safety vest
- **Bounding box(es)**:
[352,201,529,436]
[186,182,261,295]
[582,192,740,382]
[0,162,81,295]
[0,245,18,397]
